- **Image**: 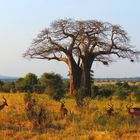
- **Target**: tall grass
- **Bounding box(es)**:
[0,93,140,139]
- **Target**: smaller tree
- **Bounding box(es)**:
[24,92,47,128]
[1,82,11,92]
[15,78,26,92]
[24,73,38,92]
[40,72,64,100]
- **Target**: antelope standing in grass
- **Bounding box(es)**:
[106,103,114,117]
[60,101,68,116]
[0,96,8,110]
[126,104,140,118]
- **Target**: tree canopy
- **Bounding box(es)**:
[24,19,140,96]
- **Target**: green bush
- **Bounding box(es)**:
[33,84,45,94]
[113,88,130,100]
[116,81,130,88]
[1,83,11,92]
[92,85,115,98]
[40,72,65,100]
[45,87,64,101]
[91,85,99,98]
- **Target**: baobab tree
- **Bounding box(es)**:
[24,19,140,96]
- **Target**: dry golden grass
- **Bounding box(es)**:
[0,93,140,140]
[94,81,117,86]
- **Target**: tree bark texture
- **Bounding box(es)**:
[68,56,82,96]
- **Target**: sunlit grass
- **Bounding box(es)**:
[0,93,140,139]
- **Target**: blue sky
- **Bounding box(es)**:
[0,0,140,78]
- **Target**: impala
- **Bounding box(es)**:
[126,104,140,118]
[60,101,68,116]
[0,96,8,110]
[106,103,114,117]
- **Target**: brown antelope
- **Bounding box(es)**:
[126,104,140,118]
[60,102,68,116]
[0,96,8,110]
[106,103,114,116]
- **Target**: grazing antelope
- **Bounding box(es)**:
[0,96,8,110]
[60,101,68,116]
[106,103,114,117]
[126,104,140,118]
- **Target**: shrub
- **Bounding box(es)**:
[40,72,65,100]
[15,78,26,92]
[24,92,47,129]
[113,88,130,100]
[24,92,36,120]
[74,87,88,107]
[1,83,11,92]
[92,85,115,98]
[116,81,130,88]
[129,89,140,102]
[33,84,45,94]
[135,90,140,102]
[91,85,99,98]
[45,86,64,101]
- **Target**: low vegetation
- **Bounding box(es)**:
[0,90,140,139]
[0,72,65,100]
[0,73,140,139]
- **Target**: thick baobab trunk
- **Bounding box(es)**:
[81,57,93,96]
[69,67,82,96]
[69,70,74,96]
[68,56,82,96]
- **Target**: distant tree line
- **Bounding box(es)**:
[0,73,140,102]
[0,72,67,100]
[92,81,140,101]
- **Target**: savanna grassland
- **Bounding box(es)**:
[1,81,140,140]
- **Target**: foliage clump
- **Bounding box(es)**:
[40,72,65,100]
[24,92,47,128]
[91,85,115,99]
